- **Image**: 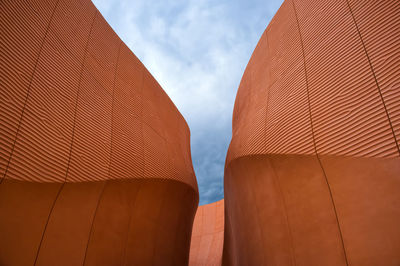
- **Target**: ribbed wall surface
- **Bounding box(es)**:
[0,0,198,265]
[224,0,400,265]
[189,200,224,266]
[2,0,399,265]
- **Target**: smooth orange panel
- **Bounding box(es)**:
[190,200,224,266]
[151,183,186,265]
[154,181,197,266]
[35,181,105,266]
[224,157,293,265]
[123,180,197,266]
[0,179,61,266]
[270,155,347,266]
[224,155,348,266]
[321,155,400,266]
[84,180,141,266]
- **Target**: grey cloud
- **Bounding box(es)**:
[92,0,283,205]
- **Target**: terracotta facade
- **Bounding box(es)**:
[223,0,400,265]
[189,200,224,266]
[0,0,198,265]
[1,0,399,265]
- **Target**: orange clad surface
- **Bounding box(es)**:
[189,200,224,266]
[224,0,400,265]
[0,0,198,265]
[1,0,400,265]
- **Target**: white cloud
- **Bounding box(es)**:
[93,0,283,204]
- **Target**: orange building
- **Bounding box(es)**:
[189,200,224,266]
[224,0,400,265]
[1,0,399,265]
[0,0,197,265]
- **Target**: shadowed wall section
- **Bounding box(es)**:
[0,0,198,265]
[2,0,400,265]
[189,200,224,266]
[224,0,400,265]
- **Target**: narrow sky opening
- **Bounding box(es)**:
[92,0,283,205]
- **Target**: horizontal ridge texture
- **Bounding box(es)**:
[0,0,197,190]
[224,0,400,265]
[227,0,399,164]
[0,0,199,265]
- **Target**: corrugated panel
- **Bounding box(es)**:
[50,0,96,63]
[84,13,120,95]
[225,0,400,265]
[142,70,167,138]
[248,33,270,116]
[143,123,172,179]
[265,62,314,155]
[6,31,80,182]
[297,0,398,157]
[114,77,143,119]
[348,0,400,152]
[0,0,54,178]
[238,106,266,157]
[231,70,251,133]
[114,44,143,117]
[267,0,302,86]
[1,0,197,188]
[109,100,143,179]
[67,70,112,182]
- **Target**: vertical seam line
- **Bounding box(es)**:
[1,0,60,184]
[122,182,142,266]
[139,69,145,178]
[290,0,349,265]
[264,32,296,266]
[107,41,123,180]
[175,187,195,265]
[33,11,98,266]
[63,10,98,183]
[345,0,400,156]
[246,164,268,264]
[263,33,272,157]
[269,159,297,266]
[82,40,122,266]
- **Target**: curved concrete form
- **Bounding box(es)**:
[224,0,400,265]
[2,0,399,265]
[189,200,224,266]
[0,0,198,265]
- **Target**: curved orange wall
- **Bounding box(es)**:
[0,0,198,265]
[189,200,224,266]
[224,0,400,265]
[2,0,400,265]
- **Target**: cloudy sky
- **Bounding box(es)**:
[92,0,283,205]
